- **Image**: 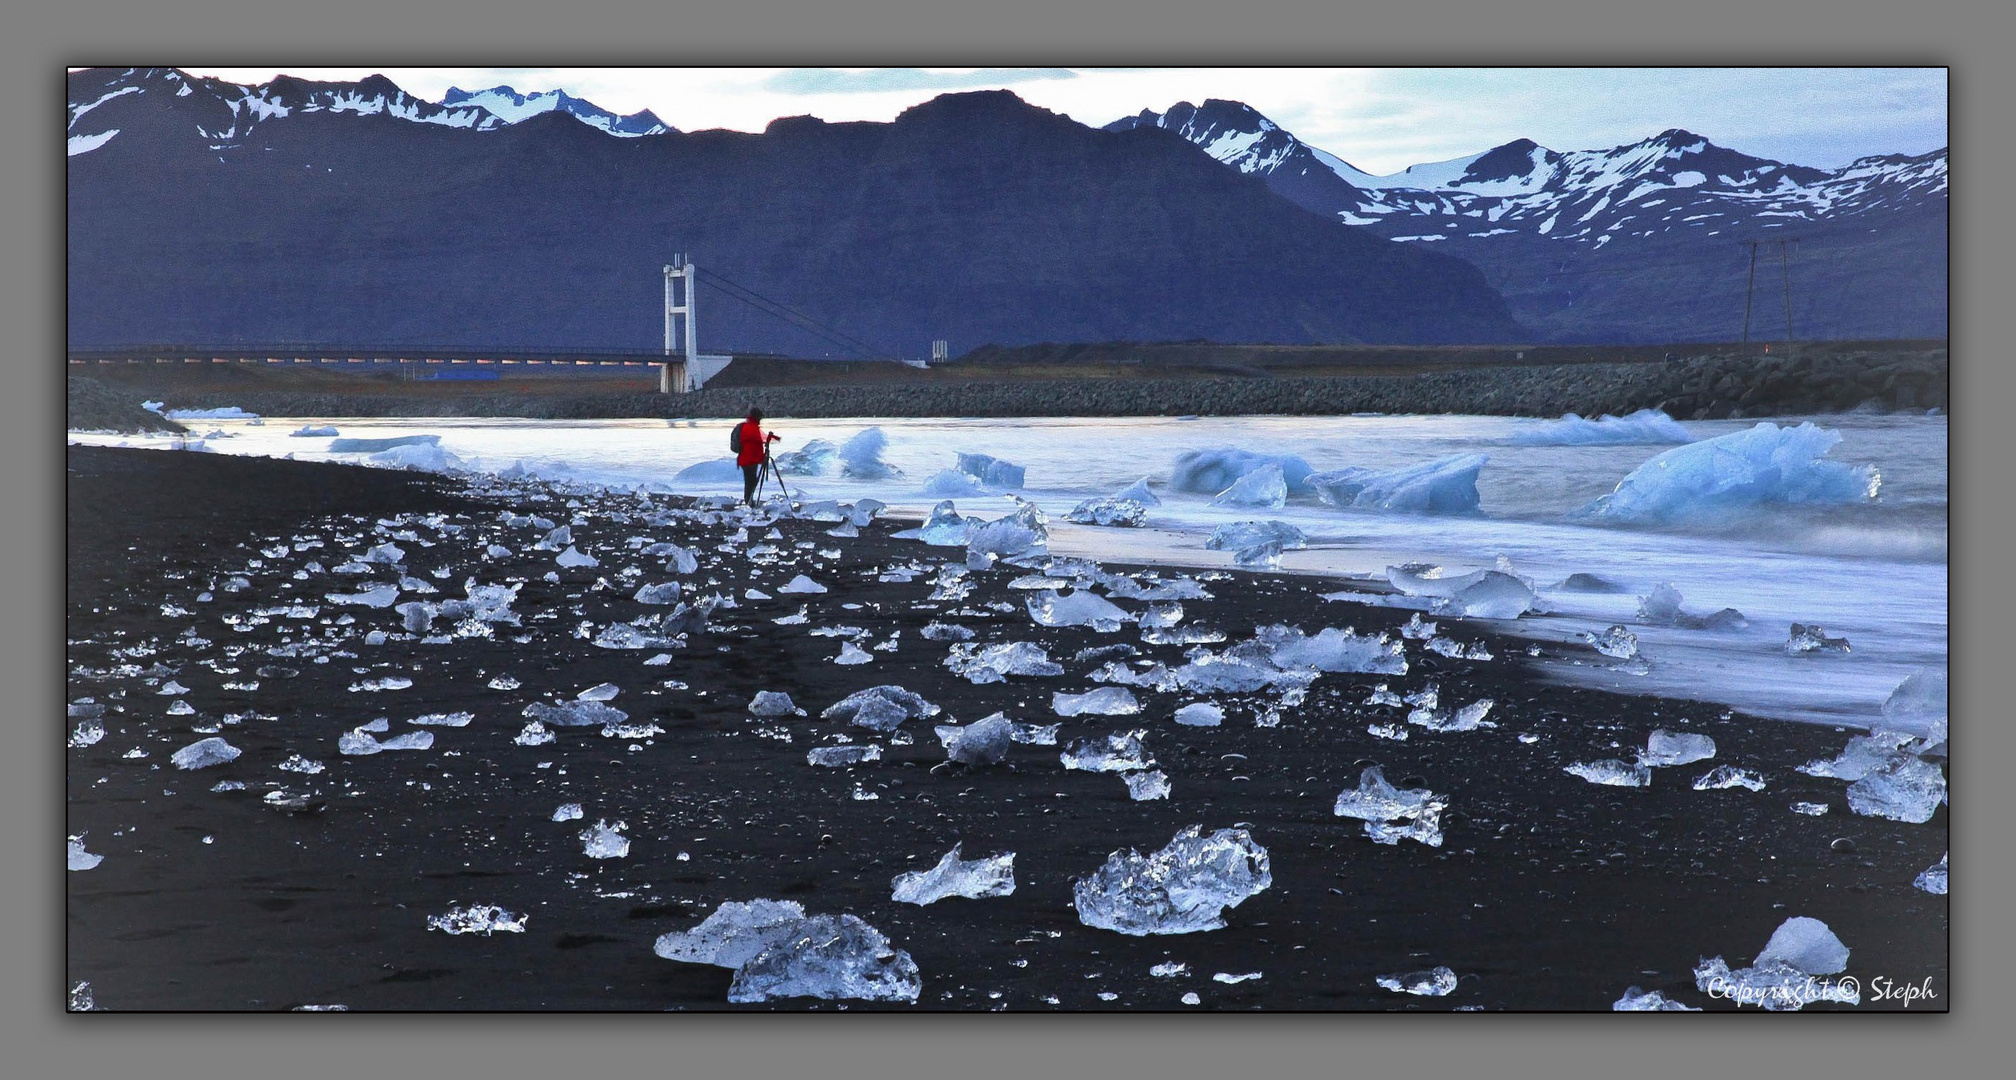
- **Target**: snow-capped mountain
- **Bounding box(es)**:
[66,68,675,160]
[1112,100,1946,341]
[440,85,673,137]
[67,68,505,157]
[1111,100,1945,247]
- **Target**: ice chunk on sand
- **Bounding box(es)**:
[1073,825,1272,936]
[749,691,805,717]
[1067,497,1149,527]
[822,686,940,732]
[555,545,599,568]
[1785,623,1850,654]
[656,899,810,968]
[1914,852,1948,895]
[1061,730,1153,773]
[778,574,828,594]
[1377,967,1457,996]
[1798,729,1916,780]
[966,501,1048,562]
[1028,591,1133,631]
[1054,687,1142,717]
[1126,770,1172,801]
[1564,759,1651,787]
[326,583,400,608]
[1791,801,1829,816]
[891,844,1016,905]
[1205,523,1306,556]
[1641,729,1716,767]
[577,683,620,701]
[580,820,630,859]
[634,582,682,605]
[69,718,105,748]
[1150,961,1189,978]
[1211,463,1287,509]
[552,803,584,822]
[1693,765,1766,791]
[834,642,874,665]
[920,621,975,642]
[512,720,554,746]
[1308,454,1485,514]
[1846,756,1945,823]
[524,699,627,728]
[1334,766,1446,847]
[1581,625,1639,660]
[807,745,883,767]
[339,728,434,754]
[1758,916,1851,975]
[935,714,1014,765]
[945,641,1064,684]
[915,501,973,546]
[1174,702,1224,727]
[427,904,527,936]
[1882,668,1949,744]
[364,541,405,564]
[1512,409,1693,446]
[727,914,921,1003]
[171,737,241,770]
[1012,722,1060,745]
[68,835,104,871]
[1613,987,1701,1011]
[1579,422,1879,525]
[1265,626,1408,675]
[773,438,838,476]
[69,981,95,1012]
[1171,448,1314,496]
[956,452,1026,489]
[370,442,463,471]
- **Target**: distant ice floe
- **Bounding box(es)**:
[674,458,742,483]
[327,434,438,453]
[1309,454,1486,514]
[163,406,259,420]
[1170,448,1315,497]
[1510,409,1694,446]
[1578,422,1880,525]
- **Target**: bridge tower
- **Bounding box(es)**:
[662,256,697,393]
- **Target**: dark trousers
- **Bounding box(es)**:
[742,462,761,504]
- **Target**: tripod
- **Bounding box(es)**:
[754,442,793,503]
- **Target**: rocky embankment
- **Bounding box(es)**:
[65,377,187,433]
[70,349,1946,425]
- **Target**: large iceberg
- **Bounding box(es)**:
[1074,826,1272,936]
[773,438,838,476]
[1170,448,1314,496]
[838,428,902,480]
[1308,454,1486,514]
[890,844,1016,905]
[727,914,921,1004]
[1579,422,1880,525]
[1510,409,1694,446]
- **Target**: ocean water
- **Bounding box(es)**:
[71,411,1947,731]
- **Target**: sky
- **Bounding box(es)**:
[178,67,1948,174]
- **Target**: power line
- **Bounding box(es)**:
[696,269,902,363]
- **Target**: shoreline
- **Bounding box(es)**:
[65,446,1947,1011]
[67,348,1946,429]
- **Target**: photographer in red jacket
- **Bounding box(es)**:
[731,408,779,507]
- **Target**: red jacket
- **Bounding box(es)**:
[734,419,766,466]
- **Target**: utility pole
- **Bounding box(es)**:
[1739,237,1799,351]
[1779,238,1797,345]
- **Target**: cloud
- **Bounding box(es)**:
[763,68,1076,96]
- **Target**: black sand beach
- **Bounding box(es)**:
[65,446,1947,1011]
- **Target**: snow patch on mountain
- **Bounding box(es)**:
[441,85,674,136]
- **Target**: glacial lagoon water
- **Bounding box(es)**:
[71,411,1947,730]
